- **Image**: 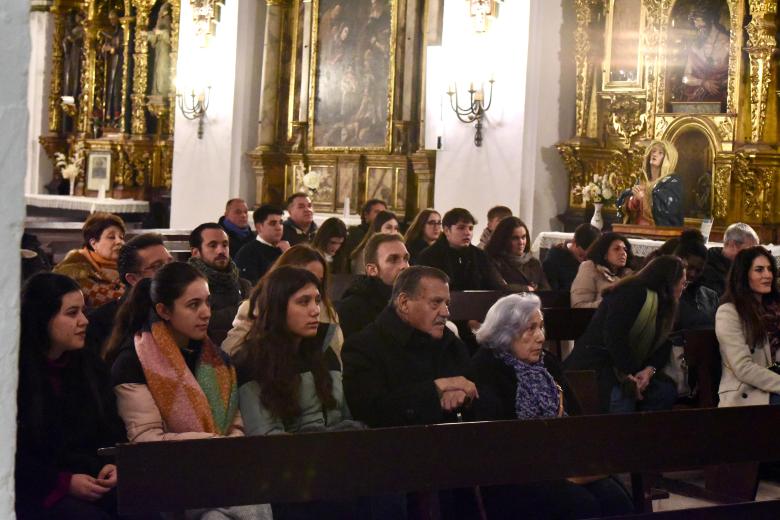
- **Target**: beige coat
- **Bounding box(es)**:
[716,303,780,407]
[570,260,632,309]
[114,383,245,442]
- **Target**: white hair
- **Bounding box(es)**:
[724,222,759,246]
[476,293,541,352]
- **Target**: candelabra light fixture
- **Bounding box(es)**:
[177,86,211,139]
[446,79,494,147]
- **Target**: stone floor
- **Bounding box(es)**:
[651,471,780,512]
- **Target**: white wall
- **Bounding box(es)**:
[170,0,265,228]
[25,8,53,194]
[429,0,573,240]
[0,0,29,515]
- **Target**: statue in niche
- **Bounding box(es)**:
[101,8,124,126]
[680,0,729,108]
[148,3,172,97]
[62,10,85,98]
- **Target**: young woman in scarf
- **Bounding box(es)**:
[570,232,634,308]
[616,140,684,227]
[16,273,125,519]
[566,256,685,413]
[484,216,550,292]
[54,212,126,308]
[469,293,633,519]
[716,246,780,407]
[106,261,272,519]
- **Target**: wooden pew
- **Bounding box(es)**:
[448,290,570,322]
[680,329,720,409]
[111,406,780,517]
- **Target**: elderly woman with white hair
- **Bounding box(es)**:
[469,293,633,519]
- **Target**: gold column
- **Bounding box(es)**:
[746,0,777,144]
[78,6,100,135]
[167,1,181,137]
[48,3,65,133]
[573,0,596,138]
[642,0,671,140]
[119,6,134,134]
[131,0,154,136]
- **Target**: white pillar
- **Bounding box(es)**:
[0,0,30,515]
[26,1,53,194]
[429,0,573,240]
[170,0,265,229]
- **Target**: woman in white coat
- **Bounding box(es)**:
[716,246,780,407]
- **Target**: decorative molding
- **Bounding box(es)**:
[746,0,777,143]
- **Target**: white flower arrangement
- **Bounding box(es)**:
[53,142,85,183]
[572,173,617,205]
[298,162,321,196]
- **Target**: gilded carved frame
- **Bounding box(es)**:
[602,0,646,91]
[306,0,398,152]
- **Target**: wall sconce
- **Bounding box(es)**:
[447,79,494,147]
[177,87,211,139]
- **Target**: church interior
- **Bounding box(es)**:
[3,0,780,517]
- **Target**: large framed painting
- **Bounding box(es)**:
[365,166,406,216]
[603,0,644,91]
[310,0,397,150]
[666,0,731,113]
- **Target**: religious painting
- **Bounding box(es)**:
[667,0,730,113]
[671,129,713,219]
[336,162,358,210]
[100,7,126,129]
[366,166,406,216]
[86,151,112,192]
[603,0,644,90]
[311,0,395,149]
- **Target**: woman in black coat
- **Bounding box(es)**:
[16,273,124,519]
[469,293,633,519]
[565,256,685,413]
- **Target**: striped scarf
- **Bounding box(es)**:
[135,320,238,435]
[495,349,562,419]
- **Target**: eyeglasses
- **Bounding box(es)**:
[426,220,442,227]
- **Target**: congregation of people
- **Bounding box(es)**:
[19,189,780,519]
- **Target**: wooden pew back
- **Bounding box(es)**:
[113,406,780,516]
[448,290,570,322]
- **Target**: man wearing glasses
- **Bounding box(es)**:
[85,233,173,356]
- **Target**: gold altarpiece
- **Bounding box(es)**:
[557,0,780,241]
[248,0,436,220]
[39,0,180,208]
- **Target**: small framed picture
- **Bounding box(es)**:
[86,151,111,192]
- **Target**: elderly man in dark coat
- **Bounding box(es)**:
[342,266,477,428]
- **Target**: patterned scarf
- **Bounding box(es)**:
[188,257,242,293]
[135,320,238,435]
[494,349,562,419]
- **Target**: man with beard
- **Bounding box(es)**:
[681,1,730,108]
[336,233,409,340]
[188,223,252,345]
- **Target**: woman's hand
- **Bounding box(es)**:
[631,185,646,201]
[69,474,111,502]
[632,366,656,399]
[97,464,118,488]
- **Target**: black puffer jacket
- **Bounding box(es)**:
[335,275,393,340]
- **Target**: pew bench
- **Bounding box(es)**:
[109,405,780,518]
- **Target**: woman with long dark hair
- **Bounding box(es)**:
[404,208,441,264]
[17,273,124,519]
[312,217,349,274]
[484,216,549,291]
[107,262,272,519]
[570,232,634,308]
[234,266,352,434]
[716,246,780,407]
[566,256,685,413]
[222,244,343,358]
[350,210,399,274]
